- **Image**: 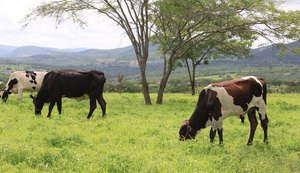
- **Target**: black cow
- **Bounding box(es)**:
[30,70,106,119]
[179,76,268,145]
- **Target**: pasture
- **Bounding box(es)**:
[0,93,299,172]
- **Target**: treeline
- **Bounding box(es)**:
[104,79,300,94]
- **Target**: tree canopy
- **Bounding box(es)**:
[24,0,300,104]
[151,0,300,103]
[25,0,154,104]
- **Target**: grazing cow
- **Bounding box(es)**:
[1,71,47,102]
[179,76,268,145]
[30,70,106,119]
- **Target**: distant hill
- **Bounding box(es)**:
[7,46,59,57]
[250,42,300,66]
[0,45,16,56]
[0,42,299,78]
[208,42,300,67]
[0,44,159,68]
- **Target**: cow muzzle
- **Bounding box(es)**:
[2,97,8,103]
[35,109,42,116]
[1,91,10,102]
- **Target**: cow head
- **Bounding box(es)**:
[179,120,195,141]
[30,95,43,115]
[1,90,12,102]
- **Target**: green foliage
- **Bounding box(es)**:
[0,93,300,172]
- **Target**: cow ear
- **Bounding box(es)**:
[30,95,35,99]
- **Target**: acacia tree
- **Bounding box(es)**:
[24,0,153,104]
[152,0,300,104]
[184,32,254,95]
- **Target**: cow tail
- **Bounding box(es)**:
[262,80,267,105]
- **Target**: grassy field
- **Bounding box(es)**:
[0,93,299,172]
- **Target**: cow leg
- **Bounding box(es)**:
[217,127,224,146]
[259,113,269,144]
[47,101,56,118]
[97,96,106,117]
[209,128,216,143]
[57,98,62,114]
[17,87,23,100]
[87,96,97,119]
[247,109,258,145]
[240,115,245,124]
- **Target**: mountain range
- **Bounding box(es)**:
[0,43,300,78]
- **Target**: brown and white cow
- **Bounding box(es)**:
[179,76,268,145]
[1,71,47,102]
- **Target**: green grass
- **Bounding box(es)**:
[0,93,300,172]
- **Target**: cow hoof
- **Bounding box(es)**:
[247,142,252,146]
[264,139,269,144]
[219,142,224,147]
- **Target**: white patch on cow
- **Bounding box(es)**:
[211,117,223,130]
[242,76,263,87]
[5,71,47,100]
[248,95,267,120]
[205,81,267,123]
[206,86,245,119]
[205,119,212,128]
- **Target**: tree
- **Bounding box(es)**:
[184,33,254,95]
[152,0,300,104]
[24,0,153,104]
[184,43,213,96]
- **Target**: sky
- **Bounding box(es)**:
[0,0,131,49]
[0,0,300,50]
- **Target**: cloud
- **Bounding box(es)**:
[282,0,300,11]
[0,0,131,49]
[1,0,300,49]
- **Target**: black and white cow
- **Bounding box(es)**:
[30,69,106,119]
[1,71,47,102]
[179,76,268,145]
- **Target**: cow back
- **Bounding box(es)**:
[207,76,265,112]
[41,70,105,98]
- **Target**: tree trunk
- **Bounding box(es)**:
[156,58,172,104]
[185,59,196,96]
[138,60,152,105]
[156,73,171,104]
[141,72,151,104]
[191,63,197,95]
